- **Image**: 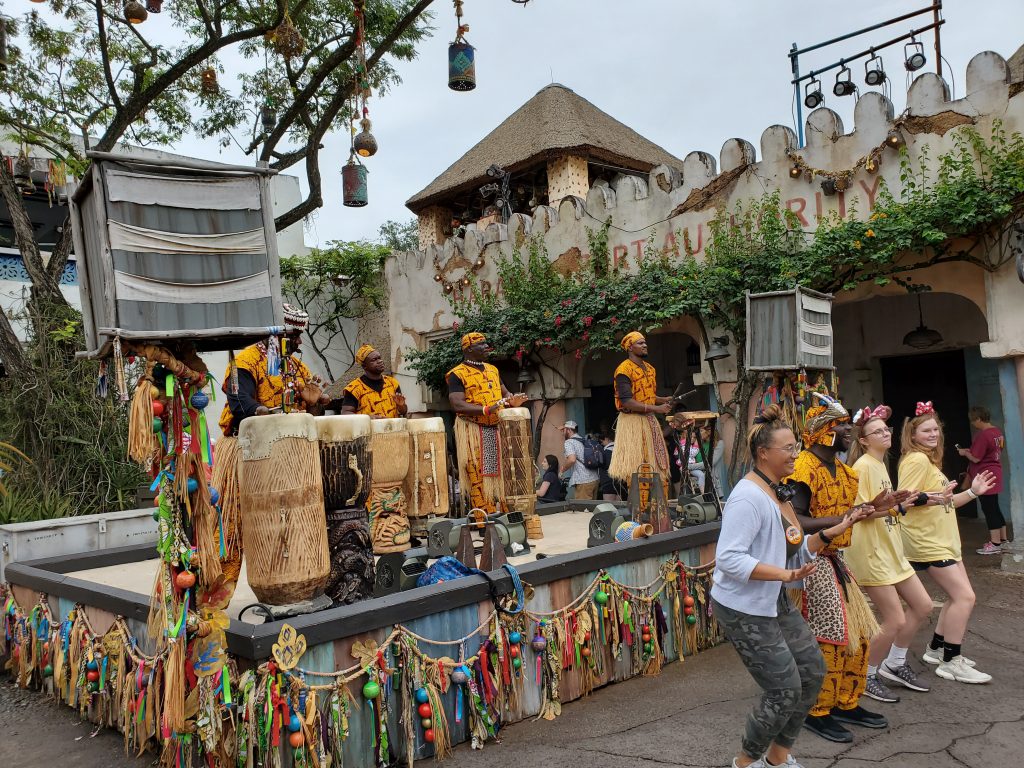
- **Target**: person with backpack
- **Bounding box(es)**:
[559,420,600,500]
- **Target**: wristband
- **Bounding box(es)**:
[897,503,906,516]
[914,492,929,507]
[966,488,978,499]
[818,530,833,545]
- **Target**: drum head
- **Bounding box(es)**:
[407,417,445,434]
[316,414,372,441]
[371,418,408,434]
[238,412,317,460]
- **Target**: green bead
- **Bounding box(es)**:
[644,642,653,654]
[362,680,380,699]
[152,417,163,433]
[685,614,698,626]
[44,665,53,677]
[512,656,522,670]
[593,590,609,605]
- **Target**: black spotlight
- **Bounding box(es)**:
[864,54,886,87]
[833,66,856,97]
[904,39,927,71]
[804,78,824,109]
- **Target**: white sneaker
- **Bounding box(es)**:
[935,656,991,684]
[922,645,976,667]
[766,757,806,768]
[731,759,765,768]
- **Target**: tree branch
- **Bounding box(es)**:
[93,1,123,111]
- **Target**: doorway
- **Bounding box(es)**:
[880,349,972,489]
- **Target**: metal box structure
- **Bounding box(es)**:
[745,286,834,371]
[69,152,284,357]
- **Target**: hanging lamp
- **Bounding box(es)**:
[200,67,218,95]
[448,0,476,91]
[124,0,148,23]
[353,118,377,157]
[342,152,368,207]
[145,0,163,12]
[902,293,943,349]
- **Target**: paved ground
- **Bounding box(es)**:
[3,517,1021,767]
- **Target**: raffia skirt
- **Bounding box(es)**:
[453,416,503,514]
[609,412,670,485]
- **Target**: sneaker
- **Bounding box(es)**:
[863,673,900,703]
[935,656,992,684]
[879,661,930,692]
[1001,540,1013,551]
[976,541,1002,555]
[922,645,976,667]
[765,757,807,768]
[731,759,765,768]
[803,714,853,743]
[831,705,888,729]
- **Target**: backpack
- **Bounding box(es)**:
[573,435,604,470]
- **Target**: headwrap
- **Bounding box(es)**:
[853,404,892,425]
[621,331,645,351]
[802,392,850,446]
[915,400,935,416]
[282,303,309,332]
[355,344,375,366]
[461,332,486,350]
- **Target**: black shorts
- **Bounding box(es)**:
[909,559,958,571]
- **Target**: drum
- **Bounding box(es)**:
[498,407,537,522]
[370,418,410,484]
[237,413,329,604]
[406,418,450,520]
[368,418,411,554]
[315,415,372,509]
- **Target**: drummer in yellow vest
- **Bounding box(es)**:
[340,345,407,419]
[447,332,527,513]
[218,304,330,436]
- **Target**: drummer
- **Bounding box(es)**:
[447,332,527,513]
[218,303,331,436]
[339,344,408,419]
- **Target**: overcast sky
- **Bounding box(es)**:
[182,1,1024,248]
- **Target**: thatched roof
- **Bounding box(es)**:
[406,84,684,212]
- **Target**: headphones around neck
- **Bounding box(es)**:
[753,467,797,503]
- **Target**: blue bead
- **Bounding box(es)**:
[209,487,220,506]
[509,631,522,645]
[186,477,198,494]
[414,688,429,704]
[288,714,302,733]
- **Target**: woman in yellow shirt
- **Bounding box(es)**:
[897,402,996,685]
[845,405,933,703]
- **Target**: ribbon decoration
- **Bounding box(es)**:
[915,400,935,416]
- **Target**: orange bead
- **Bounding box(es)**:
[175,571,196,590]
[288,731,304,749]
[683,595,695,608]
[424,728,435,744]
[581,646,591,658]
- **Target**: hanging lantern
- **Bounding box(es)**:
[200,67,218,95]
[261,103,276,132]
[448,41,476,92]
[14,153,33,192]
[353,118,377,157]
[342,154,368,207]
[271,14,305,59]
[145,0,163,12]
[865,154,879,174]
[124,0,148,23]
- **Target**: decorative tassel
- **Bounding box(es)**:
[128,366,161,466]
[162,638,186,735]
[210,437,243,583]
[113,336,130,402]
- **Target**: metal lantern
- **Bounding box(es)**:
[342,155,368,207]
[200,67,218,95]
[13,153,33,191]
[353,118,377,157]
[124,0,148,23]
[145,0,163,12]
[448,42,476,91]
[261,104,276,132]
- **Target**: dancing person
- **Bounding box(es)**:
[786,393,905,743]
[608,331,673,497]
[536,454,565,503]
[898,401,996,684]
[844,405,933,703]
[559,421,600,500]
[713,404,869,768]
[447,332,527,514]
[957,405,1007,554]
[339,344,407,419]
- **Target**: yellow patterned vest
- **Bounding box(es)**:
[343,375,401,418]
[785,451,859,550]
[613,359,658,411]
[218,342,314,436]
[447,362,503,426]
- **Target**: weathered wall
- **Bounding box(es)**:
[386,51,1024,418]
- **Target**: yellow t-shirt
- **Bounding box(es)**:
[897,451,961,562]
[845,454,914,586]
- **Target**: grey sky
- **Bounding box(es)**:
[183,1,1024,248]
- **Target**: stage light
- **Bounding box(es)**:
[864,54,887,87]
[904,39,927,71]
[833,66,856,97]
[804,78,824,109]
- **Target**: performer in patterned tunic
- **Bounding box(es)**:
[608,331,673,493]
[340,344,407,419]
[785,393,897,744]
[447,332,526,514]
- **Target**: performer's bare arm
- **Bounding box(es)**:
[615,374,670,415]
[791,482,845,533]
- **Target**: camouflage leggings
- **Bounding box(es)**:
[713,590,826,759]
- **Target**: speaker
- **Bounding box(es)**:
[426,519,456,558]
[492,510,530,555]
[674,493,721,526]
[373,547,429,597]
[587,503,631,548]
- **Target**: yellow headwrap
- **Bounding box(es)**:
[621,331,645,351]
[461,332,486,350]
[355,344,375,366]
[802,393,850,446]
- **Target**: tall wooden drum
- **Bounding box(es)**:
[315,415,372,509]
[238,413,329,604]
[368,418,411,554]
[498,407,538,524]
[406,418,450,525]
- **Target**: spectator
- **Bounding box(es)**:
[559,421,599,500]
[536,454,565,503]
[598,433,621,501]
[957,406,1008,554]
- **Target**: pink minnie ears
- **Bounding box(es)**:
[853,404,892,424]
[915,401,936,416]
